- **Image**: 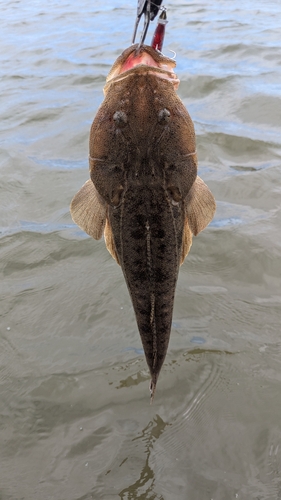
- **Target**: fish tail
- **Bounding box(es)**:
[149,376,158,403]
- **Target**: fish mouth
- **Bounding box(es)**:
[105,44,179,90]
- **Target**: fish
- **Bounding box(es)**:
[70,44,216,401]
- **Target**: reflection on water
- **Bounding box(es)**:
[119,415,169,499]
[1,0,281,498]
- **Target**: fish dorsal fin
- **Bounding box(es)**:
[185,176,216,236]
[70,180,107,240]
[104,218,120,265]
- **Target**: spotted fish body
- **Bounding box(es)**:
[70,45,216,400]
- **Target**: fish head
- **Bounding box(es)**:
[104,44,180,94]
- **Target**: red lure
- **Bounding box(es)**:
[151,9,168,52]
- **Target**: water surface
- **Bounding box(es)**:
[1,1,281,498]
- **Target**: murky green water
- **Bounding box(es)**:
[1,1,281,498]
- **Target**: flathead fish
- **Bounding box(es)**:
[70,44,216,400]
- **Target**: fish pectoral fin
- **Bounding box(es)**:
[104,218,120,265]
[180,219,193,264]
[185,176,216,236]
[70,179,107,239]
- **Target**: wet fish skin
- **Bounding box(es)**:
[107,183,184,397]
[89,66,197,397]
[70,45,216,400]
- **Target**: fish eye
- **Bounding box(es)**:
[158,108,170,123]
[113,111,128,126]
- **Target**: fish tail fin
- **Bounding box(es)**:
[149,377,157,404]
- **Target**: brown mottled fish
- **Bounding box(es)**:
[70,44,216,401]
